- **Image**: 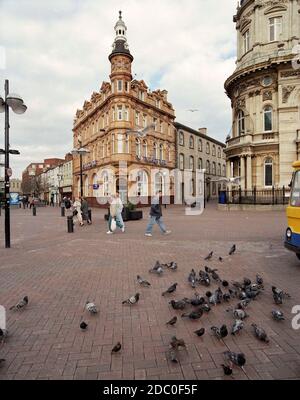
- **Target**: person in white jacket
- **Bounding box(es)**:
[107,193,125,234]
[72,197,84,226]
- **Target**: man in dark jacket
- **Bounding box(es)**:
[81,197,91,224]
[145,191,171,237]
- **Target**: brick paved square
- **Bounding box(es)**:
[0,204,299,380]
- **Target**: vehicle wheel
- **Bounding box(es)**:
[296,254,300,260]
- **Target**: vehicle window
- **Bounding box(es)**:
[290,171,300,206]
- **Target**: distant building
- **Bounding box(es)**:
[10,179,22,194]
[174,123,226,200]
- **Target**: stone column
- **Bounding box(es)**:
[240,156,246,190]
[246,155,252,190]
[226,160,231,178]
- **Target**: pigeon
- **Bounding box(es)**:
[271,310,285,321]
[223,293,231,302]
[222,280,229,287]
[9,296,28,311]
[181,309,203,320]
[79,321,88,331]
[191,297,205,306]
[211,270,221,282]
[199,303,211,313]
[229,244,236,255]
[205,291,212,298]
[0,328,8,343]
[272,286,290,305]
[199,271,211,286]
[243,278,251,287]
[256,274,264,287]
[231,319,244,335]
[237,299,251,309]
[251,324,269,343]
[204,266,217,274]
[204,251,213,260]
[111,342,122,353]
[166,316,177,326]
[169,299,187,310]
[227,309,248,320]
[221,364,233,376]
[137,275,151,287]
[169,349,178,363]
[223,351,246,370]
[86,301,98,314]
[211,324,228,339]
[166,261,178,270]
[194,328,205,337]
[162,283,178,296]
[219,257,223,262]
[238,291,248,300]
[122,293,140,305]
[149,261,163,275]
[188,270,197,288]
[170,336,186,349]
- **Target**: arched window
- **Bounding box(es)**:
[223,165,226,177]
[111,134,115,154]
[206,142,210,154]
[153,142,158,159]
[212,145,216,156]
[189,155,194,171]
[217,163,221,176]
[125,134,129,153]
[264,106,273,132]
[159,144,164,160]
[136,138,141,158]
[198,158,203,170]
[198,139,202,151]
[264,157,273,187]
[179,153,184,170]
[189,135,194,149]
[92,174,99,197]
[137,170,148,196]
[212,162,216,175]
[190,179,194,196]
[238,110,245,135]
[84,176,89,197]
[102,171,109,197]
[143,140,147,157]
[117,134,123,153]
[179,131,184,146]
[155,172,165,195]
[206,160,210,174]
[218,147,221,158]
[166,145,171,162]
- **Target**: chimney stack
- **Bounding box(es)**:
[198,128,207,135]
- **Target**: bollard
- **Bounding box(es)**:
[61,206,65,217]
[67,215,74,233]
[88,209,92,223]
[32,206,36,216]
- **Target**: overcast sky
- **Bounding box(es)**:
[0,0,237,179]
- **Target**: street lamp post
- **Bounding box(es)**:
[0,80,26,248]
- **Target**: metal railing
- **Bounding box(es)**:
[224,186,289,205]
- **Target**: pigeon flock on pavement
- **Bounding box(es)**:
[0,244,291,379]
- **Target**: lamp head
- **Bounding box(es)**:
[6,93,27,114]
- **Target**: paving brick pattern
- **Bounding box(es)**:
[0,204,299,380]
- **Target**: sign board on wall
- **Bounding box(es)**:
[10,192,19,205]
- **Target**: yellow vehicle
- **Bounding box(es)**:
[285,161,300,259]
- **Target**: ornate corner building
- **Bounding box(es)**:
[224,0,300,190]
[72,12,176,205]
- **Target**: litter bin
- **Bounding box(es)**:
[219,191,227,204]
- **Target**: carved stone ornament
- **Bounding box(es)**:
[281,70,300,78]
[235,97,246,110]
[263,90,273,101]
[282,85,295,103]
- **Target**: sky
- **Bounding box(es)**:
[0,0,237,179]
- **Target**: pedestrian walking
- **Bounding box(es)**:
[50,194,54,207]
[115,192,125,232]
[72,197,84,226]
[145,191,171,237]
[81,197,91,225]
[106,193,125,234]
